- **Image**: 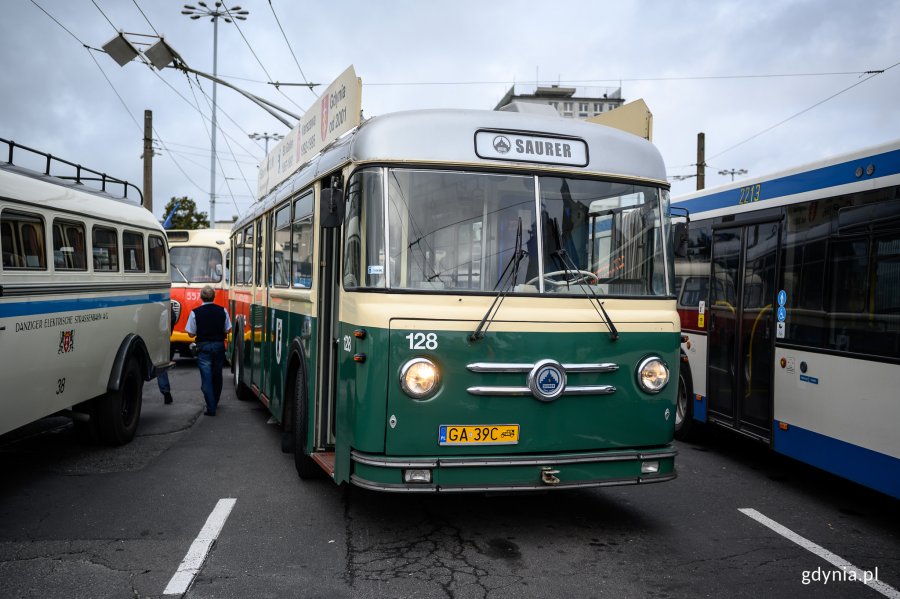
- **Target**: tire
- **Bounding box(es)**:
[233,342,252,401]
[292,363,321,479]
[97,356,143,445]
[674,362,697,441]
[281,363,296,454]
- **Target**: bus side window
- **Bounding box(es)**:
[242,224,254,285]
[273,204,291,288]
[1,210,47,270]
[293,192,314,288]
[92,225,119,272]
[53,219,87,271]
[123,230,145,272]
[148,235,167,272]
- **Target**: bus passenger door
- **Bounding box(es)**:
[314,222,340,453]
[707,222,780,440]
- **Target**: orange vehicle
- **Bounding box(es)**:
[166,229,229,358]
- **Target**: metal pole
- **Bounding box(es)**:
[696,132,706,191]
[143,109,153,213]
[209,15,219,226]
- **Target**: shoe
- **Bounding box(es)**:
[203,411,216,416]
[163,392,173,404]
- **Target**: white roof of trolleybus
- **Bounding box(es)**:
[0,164,160,232]
[672,138,900,221]
[234,109,668,232]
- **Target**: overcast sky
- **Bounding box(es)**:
[2,0,898,222]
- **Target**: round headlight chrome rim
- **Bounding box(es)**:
[636,356,670,394]
[399,357,441,400]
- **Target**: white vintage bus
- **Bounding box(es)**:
[0,138,171,444]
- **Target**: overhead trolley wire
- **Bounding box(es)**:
[223,5,305,115]
[267,0,317,96]
[707,61,900,161]
[90,0,117,32]
[131,0,160,37]
[187,73,264,213]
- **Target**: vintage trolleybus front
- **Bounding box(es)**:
[232,109,680,492]
[166,229,229,358]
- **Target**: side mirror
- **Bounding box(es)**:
[673,222,689,258]
[320,187,345,228]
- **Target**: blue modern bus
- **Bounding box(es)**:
[672,140,900,499]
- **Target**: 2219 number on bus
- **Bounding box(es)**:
[439,424,519,446]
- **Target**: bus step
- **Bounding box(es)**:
[311,452,336,477]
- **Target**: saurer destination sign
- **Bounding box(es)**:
[475,130,588,167]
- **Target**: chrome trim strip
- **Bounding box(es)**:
[564,385,617,395]
[438,449,678,467]
[466,385,617,396]
[565,363,619,373]
[467,362,619,373]
[467,362,533,373]
[533,174,544,294]
[351,448,678,470]
[466,386,531,396]
[381,166,391,288]
[351,475,439,493]
[351,451,438,469]
[350,472,677,493]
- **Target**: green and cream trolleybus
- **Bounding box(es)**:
[231,78,680,491]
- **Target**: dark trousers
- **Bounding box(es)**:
[197,341,226,414]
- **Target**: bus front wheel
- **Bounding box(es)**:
[674,362,697,441]
[97,356,143,445]
[292,365,320,479]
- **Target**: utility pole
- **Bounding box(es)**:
[696,132,706,191]
[142,109,153,213]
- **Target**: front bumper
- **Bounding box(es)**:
[349,445,677,493]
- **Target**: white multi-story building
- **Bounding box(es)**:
[494,84,625,119]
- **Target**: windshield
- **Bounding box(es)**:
[170,246,223,284]
[343,168,671,296]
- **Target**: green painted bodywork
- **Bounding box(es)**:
[233,295,679,491]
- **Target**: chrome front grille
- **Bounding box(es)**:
[171,300,181,324]
[466,361,618,397]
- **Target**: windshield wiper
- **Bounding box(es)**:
[171,264,189,284]
[550,221,619,341]
[470,216,526,342]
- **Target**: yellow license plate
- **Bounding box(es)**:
[439,424,519,446]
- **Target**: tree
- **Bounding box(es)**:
[161,197,210,230]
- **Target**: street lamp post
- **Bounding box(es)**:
[718,168,748,181]
[181,1,248,226]
[249,132,284,155]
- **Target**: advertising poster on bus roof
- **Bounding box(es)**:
[256,65,362,199]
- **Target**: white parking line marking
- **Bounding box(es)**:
[164,498,237,596]
[739,508,899,599]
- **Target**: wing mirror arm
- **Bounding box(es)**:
[320,186,345,228]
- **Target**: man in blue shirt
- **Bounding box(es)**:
[186,285,232,416]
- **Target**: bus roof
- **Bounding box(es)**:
[673,139,900,220]
[0,163,161,232]
[236,109,668,230]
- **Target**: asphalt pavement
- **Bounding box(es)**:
[0,360,897,599]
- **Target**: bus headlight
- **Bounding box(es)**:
[636,357,669,393]
[400,358,440,399]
